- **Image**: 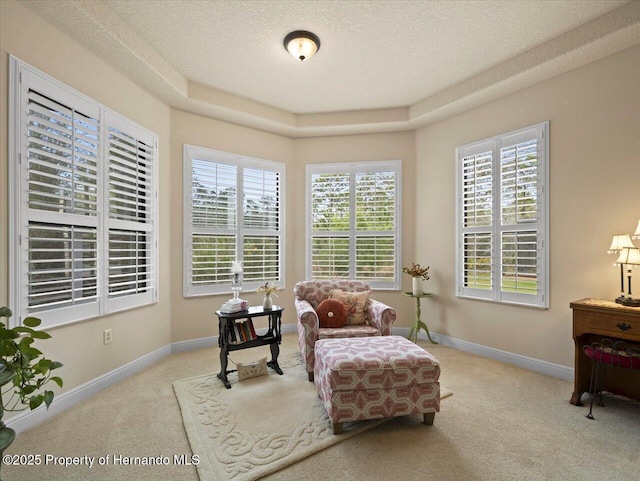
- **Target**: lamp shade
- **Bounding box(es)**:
[284,30,320,61]
[608,234,634,253]
[231,261,243,274]
[634,220,640,239]
[616,247,640,266]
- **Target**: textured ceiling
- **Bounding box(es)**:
[22,0,640,137]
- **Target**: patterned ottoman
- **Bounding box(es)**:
[314,335,440,434]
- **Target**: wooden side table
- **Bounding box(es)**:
[215,305,284,389]
[403,292,437,344]
[570,298,640,405]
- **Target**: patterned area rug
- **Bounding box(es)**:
[174,352,450,481]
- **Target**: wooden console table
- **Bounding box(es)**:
[570,298,640,405]
[215,306,284,389]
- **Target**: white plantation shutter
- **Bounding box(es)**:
[461,148,493,228]
[307,161,401,289]
[27,90,99,217]
[243,168,279,230]
[242,168,281,282]
[310,172,350,278]
[10,58,158,328]
[311,173,350,232]
[183,146,284,296]
[311,236,350,279]
[106,117,156,310]
[191,234,236,286]
[456,122,548,307]
[20,70,101,324]
[462,232,493,291]
[186,153,238,294]
[459,143,494,297]
[355,236,395,281]
[243,235,280,281]
[107,125,154,222]
[500,139,538,225]
[501,231,537,295]
[355,171,397,283]
[27,224,98,311]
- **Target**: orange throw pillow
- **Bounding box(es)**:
[316,299,348,328]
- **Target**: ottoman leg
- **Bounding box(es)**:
[308,372,314,382]
[423,412,435,425]
[332,422,343,435]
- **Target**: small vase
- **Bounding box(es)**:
[412,277,423,296]
[263,294,273,310]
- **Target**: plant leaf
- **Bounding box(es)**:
[29,395,44,410]
[50,376,63,388]
[13,326,35,335]
[0,329,20,340]
[30,331,51,340]
[44,390,54,408]
[0,307,12,318]
[49,361,64,370]
[23,317,42,328]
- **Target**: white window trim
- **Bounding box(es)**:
[455,122,549,308]
[183,144,285,297]
[9,56,158,329]
[305,160,402,290]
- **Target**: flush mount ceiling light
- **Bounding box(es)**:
[283,30,320,61]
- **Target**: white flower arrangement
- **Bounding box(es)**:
[257,282,279,296]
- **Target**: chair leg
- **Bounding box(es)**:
[423,412,435,425]
[332,422,343,435]
[308,371,314,382]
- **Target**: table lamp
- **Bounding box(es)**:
[615,247,640,307]
[608,234,635,304]
[231,261,243,299]
[634,219,640,240]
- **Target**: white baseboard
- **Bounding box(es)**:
[170,323,297,354]
[170,335,217,353]
[393,327,574,382]
[6,344,172,434]
[6,323,571,434]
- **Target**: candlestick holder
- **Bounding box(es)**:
[231,273,242,300]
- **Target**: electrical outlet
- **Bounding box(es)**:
[103,329,113,345]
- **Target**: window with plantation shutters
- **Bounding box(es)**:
[107,119,156,309]
[456,122,548,308]
[307,161,401,290]
[183,145,284,296]
[10,58,158,328]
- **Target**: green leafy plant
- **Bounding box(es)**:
[0,307,63,413]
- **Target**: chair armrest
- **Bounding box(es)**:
[295,298,319,336]
[368,299,396,336]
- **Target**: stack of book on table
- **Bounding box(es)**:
[228,319,258,344]
[220,298,248,314]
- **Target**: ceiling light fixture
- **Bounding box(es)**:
[284,30,320,62]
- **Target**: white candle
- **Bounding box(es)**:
[231,261,243,274]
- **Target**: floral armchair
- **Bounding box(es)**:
[294,280,396,381]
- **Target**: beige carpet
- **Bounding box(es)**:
[3,333,639,481]
[174,351,449,481]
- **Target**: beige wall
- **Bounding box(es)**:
[170,109,296,341]
[0,0,172,414]
[415,45,640,367]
